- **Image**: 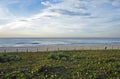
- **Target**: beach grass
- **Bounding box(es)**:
[0,50,120,79]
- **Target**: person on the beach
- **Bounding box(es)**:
[105,46,107,50]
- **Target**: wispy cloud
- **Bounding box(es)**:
[0,0,120,37]
[112,0,120,7]
[41,1,52,7]
[47,9,91,16]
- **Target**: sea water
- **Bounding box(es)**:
[0,38,120,47]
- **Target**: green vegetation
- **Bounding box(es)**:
[48,53,70,60]
[0,50,120,79]
[0,54,22,63]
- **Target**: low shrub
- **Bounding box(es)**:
[0,54,22,63]
[48,54,59,60]
[48,53,70,60]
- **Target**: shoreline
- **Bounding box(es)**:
[0,45,120,53]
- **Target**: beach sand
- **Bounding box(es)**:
[0,45,120,53]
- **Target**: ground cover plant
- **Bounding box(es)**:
[0,50,120,79]
[0,54,22,63]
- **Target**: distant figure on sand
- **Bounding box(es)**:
[105,46,107,50]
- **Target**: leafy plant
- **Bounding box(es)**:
[48,53,70,60]
[0,50,120,79]
[0,54,22,63]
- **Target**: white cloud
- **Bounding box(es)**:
[0,5,16,26]
[0,6,15,19]
[0,0,120,37]
[112,0,120,7]
[41,1,52,7]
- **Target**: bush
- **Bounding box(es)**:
[48,54,59,60]
[58,54,70,60]
[0,54,22,63]
[48,53,70,60]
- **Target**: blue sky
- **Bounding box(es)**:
[0,0,120,38]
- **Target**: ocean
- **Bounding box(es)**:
[0,38,120,47]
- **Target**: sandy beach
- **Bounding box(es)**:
[0,45,120,53]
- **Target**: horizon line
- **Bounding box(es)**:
[0,37,120,39]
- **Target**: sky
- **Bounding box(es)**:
[0,0,120,38]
